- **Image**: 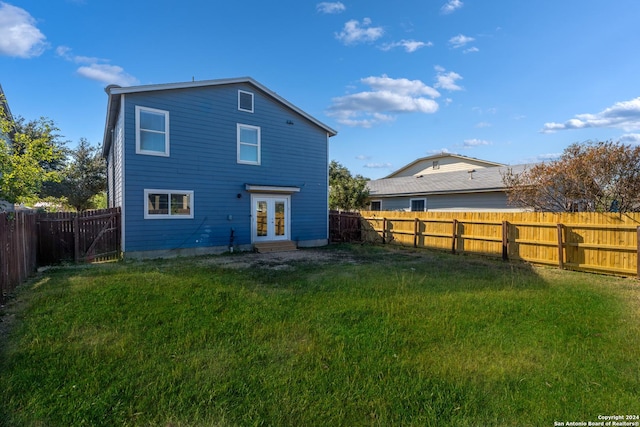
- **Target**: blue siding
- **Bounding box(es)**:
[121,83,328,253]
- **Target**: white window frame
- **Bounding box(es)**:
[370,200,382,211]
[237,123,261,165]
[144,189,194,219]
[136,106,170,157]
[410,198,427,212]
[238,90,254,113]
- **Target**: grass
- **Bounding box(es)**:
[1,244,639,426]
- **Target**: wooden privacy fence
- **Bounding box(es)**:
[0,211,38,303]
[37,208,121,265]
[355,211,640,278]
[1,207,121,303]
[329,210,362,242]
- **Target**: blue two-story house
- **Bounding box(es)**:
[102,77,337,258]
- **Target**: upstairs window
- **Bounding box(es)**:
[238,90,254,113]
[136,106,169,156]
[145,189,193,219]
[237,124,261,165]
[432,160,439,170]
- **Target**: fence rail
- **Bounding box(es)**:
[331,211,640,278]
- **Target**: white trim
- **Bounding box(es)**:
[251,194,291,243]
[135,106,170,157]
[410,198,427,212]
[245,184,300,194]
[120,95,126,252]
[238,90,254,113]
[144,189,194,219]
[237,123,261,165]
[105,77,337,136]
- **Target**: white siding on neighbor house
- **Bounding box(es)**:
[426,191,520,211]
[377,191,522,212]
[392,157,497,178]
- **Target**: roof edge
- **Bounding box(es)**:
[104,77,337,137]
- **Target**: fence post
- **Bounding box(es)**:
[637,226,640,279]
[502,221,509,261]
[73,214,80,263]
[557,223,564,270]
[413,217,419,248]
[451,219,458,254]
[382,217,387,244]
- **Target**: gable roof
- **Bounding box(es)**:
[102,77,337,157]
[368,164,529,197]
[384,153,505,178]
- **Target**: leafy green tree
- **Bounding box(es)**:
[47,138,106,211]
[502,140,640,212]
[0,103,66,205]
[329,160,370,211]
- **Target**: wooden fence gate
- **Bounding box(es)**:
[37,207,121,264]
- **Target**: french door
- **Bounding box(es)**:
[252,195,290,242]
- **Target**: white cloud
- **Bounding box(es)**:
[427,148,452,154]
[364,162,393,169]
[441,0,463,14]
[56,45,103,64]
[77,63,139,86]
[463,46,479,54]
[434,66,463,91]
[0,2,48,58]
[316,2,345,14]
[379,39,432,53]
[449,34,474,48]
[355,155,372,160]
[328,75,440,127]
[542,97,640,133]
[475,122,491,128]
[335,18,384,45]
[56,45,138,86]
[620,133,640,144]
[463,138,491,148]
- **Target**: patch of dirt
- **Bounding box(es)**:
[197,248,356,270]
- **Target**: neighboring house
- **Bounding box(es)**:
[367,154,528,211]
[102,77,337,258]
[0,84,15,212]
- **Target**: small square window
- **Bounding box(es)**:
[411,199,426,212]
[432,161,439,170]
[370,201,381,211]
[238,90,254,113]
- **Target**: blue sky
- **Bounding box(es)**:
[2,0,640,179]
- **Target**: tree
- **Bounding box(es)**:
[329,160,370,211]
[0,104,66,205]
[502,140,640,212]
[48,138,107,211]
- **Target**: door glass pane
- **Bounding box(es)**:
[256,201,267,237]
[275,201,285,236]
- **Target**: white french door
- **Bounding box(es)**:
[252,195,290,242]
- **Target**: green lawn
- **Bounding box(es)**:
[1,244,639,426]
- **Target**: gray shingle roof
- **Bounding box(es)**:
[368,164,529,197]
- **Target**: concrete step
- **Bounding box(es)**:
[254,241,298,253]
